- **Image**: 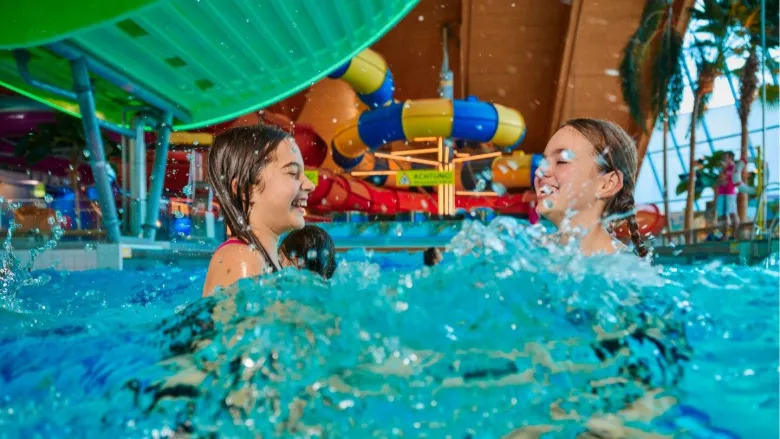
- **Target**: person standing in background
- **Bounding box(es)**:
[716,151,742,240]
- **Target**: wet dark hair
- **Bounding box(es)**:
[423,247,440,266]
[563,118,649,258]
[279,225,337,279]
[208,124,292,271]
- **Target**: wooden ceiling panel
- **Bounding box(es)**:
[466,0,570,153]
[549,0,648,138]
[371,0,462,101]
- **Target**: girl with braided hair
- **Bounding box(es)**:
[535,118,649,257]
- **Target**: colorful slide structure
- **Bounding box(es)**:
[304,48,542,215]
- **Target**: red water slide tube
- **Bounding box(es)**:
[307,168,533,216]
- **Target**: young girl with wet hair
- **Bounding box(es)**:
[535,118,649,257]
[202,124,315,297]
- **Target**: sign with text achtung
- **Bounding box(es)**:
[395,170,455,187]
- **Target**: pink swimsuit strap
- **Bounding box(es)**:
[216,237,246,251]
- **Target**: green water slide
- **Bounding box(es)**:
[0,0,419,129]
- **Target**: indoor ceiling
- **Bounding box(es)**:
[0,0,419,129]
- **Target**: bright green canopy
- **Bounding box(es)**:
[0,0,418,129]
[0,0,162,49]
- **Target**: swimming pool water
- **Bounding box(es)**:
[0,219,777,438]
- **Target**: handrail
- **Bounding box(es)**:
[47,42,191,123]
[12,49,135,137]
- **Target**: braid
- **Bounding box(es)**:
[622,193,649,258]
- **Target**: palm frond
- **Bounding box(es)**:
[619,0,667,131]
[651,27,685,127]
[759,84,780,109]
[620,41,645,128]
[619,0,682,132]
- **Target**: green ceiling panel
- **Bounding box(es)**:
[0,0,163,49]
[0,0,419,129]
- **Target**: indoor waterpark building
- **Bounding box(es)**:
[0,0,778,437]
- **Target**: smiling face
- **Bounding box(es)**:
[534,126,620,226]
[248,138,315,236]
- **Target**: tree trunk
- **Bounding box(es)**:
[662,109,670,228]
[684,96,700,244]
[737,49,759,223]
[737,117,750,222]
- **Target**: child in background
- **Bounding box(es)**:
[423,247,442,267]
[716,151,742,240]
[279,225,337,279]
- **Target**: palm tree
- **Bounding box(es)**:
[731,0,779,220]
[13,112,118,230]
[620,0,685,224]
[683,0,731,242]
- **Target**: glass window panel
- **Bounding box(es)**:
[636,159,663,206]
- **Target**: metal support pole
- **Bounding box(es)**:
[129,116,147,236]
[760,0,767,233]
[439,25,455,216]
[143,112,173,240]
[70,57,121,243]
[120,108,129,233]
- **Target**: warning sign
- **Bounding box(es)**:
[304,170,319,185]
[396,170,455,187]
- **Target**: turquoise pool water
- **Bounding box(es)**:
[0,219,777,438]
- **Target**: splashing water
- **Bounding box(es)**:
[0,219,777,438]
[1,211,66,312]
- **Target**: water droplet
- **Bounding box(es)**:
[418,15,424,21]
